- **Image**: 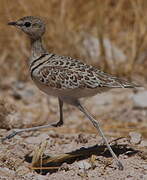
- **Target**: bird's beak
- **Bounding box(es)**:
[8,21,17,26]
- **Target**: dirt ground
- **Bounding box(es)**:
[0,80,147,180]
[0,1,147,179]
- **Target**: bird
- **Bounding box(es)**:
[5,16,139,170]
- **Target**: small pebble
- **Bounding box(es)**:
[139,140,147,147]
[129,132,142,144]
[77,160,91,170]
[25,133,48,144]
[0,167,15,178]
[132,91,147,108]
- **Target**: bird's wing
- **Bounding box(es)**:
[93,70,139,88]
[35,54,138,89]
[36,65,92,89]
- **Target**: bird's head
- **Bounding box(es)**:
[8,16,45,40]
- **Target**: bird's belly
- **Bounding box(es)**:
[33,80,62,96]
[33,79,109,98]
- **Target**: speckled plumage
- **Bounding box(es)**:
[6,16,140,170]
[30,53,137,98]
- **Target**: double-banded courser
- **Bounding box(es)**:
[5,16,139,170]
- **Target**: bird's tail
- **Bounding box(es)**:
[103,76,141,88]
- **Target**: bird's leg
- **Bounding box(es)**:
[76,102,124,170]
[1,98,64,142]
[51,98,64,127]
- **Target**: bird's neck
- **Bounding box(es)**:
[30,37,47,61]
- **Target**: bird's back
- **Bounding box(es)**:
[30,53,139,98]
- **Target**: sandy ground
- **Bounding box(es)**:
[0,80,147,180]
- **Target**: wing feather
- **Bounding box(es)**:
[33,54,139,90]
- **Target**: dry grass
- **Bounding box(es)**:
[0,0,147,82]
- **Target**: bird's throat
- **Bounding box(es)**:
[30,38,47,60]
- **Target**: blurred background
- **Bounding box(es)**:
[0,0,147,138]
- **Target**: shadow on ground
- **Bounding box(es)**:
[25,143,139,175]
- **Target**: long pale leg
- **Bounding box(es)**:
[1,98,64,141]
[75,101,123,170]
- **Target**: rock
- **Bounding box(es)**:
[35,174,49,180]
[143,165,147,170]
[77,160,91,170]
[132,91,147,108]
[81,32,127,64]
[129,132,142,144]
[75,133,88,144]
[25,133,48,144]
[13,81,25,89]
[59,163,70,171]
[16,166,30,176]
[25,173,49,180]
[0,167,15,178]
[139,140,147,147]
[6,112,23,129]
[0,98,23,129]
[142,175,147,180]
[85,92,117,115]
[12,86,35,102]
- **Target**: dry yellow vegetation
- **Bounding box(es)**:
[0,0,147,82]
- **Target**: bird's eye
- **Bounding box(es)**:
[24,22,31,27]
